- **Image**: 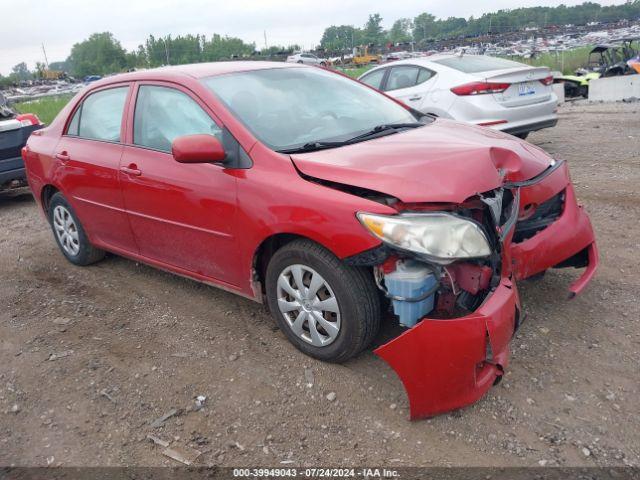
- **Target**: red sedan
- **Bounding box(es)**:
[22,62,597,419]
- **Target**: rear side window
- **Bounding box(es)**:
[360,68,386,90]
[417,68,434,84]
[133,85,222,153]
[67,87,128,142]
[433,56,525,73]
[385,66,424,91]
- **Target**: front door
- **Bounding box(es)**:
[119,83,240,286]
[55,84,138,252]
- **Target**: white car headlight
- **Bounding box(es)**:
[357,212,491,264]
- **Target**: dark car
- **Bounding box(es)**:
[1,93,43,190]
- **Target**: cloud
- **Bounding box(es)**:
[0,0,626,75]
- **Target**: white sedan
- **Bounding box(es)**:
[286,53,327,66]
[358,54,558,139]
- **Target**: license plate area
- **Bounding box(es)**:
[517,82,537,96]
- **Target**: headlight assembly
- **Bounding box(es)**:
[357,212,491,264]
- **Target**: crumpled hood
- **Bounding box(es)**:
[291,119,554,204]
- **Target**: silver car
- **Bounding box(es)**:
[359,54,558,139]
[286,53,327,66]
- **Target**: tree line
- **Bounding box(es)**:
[1,0,639,83]
[321,1,640,50]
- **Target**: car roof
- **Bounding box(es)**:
[88,61,301,87]
[362,54,463,73]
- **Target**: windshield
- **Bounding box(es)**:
[202,67,418,151]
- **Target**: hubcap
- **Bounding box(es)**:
[53,205,80,256]
[276,264,341,347]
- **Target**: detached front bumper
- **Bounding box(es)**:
[375,278,518,419]
[512,165,598,295]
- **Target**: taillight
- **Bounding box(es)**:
[16,113,42,126]
[540,75,554,86]
[450,81,510,96]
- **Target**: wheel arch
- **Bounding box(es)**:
[41,184,60,215]
[251,232,317,298]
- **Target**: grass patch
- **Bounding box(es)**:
[336,65,374,78]
[505,46,593,75]
[14,94,73,125]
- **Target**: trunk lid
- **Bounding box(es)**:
[479,66,552,108]
[290,119,554,204]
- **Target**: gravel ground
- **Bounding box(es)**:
[0,101,638,468]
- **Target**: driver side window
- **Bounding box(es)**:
[133,85,222,153]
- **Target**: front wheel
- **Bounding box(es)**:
[48,192,105,266]
[265,240,381,363]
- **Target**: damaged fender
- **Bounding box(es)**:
[375,279,518,419]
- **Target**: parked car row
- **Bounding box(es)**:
[21,61,596,419]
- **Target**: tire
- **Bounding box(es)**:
[514,132,529,140]
[48,192,105,266]
[265,239,381,363]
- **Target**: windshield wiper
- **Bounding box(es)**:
[278,141,345,154]
[278,122,425,154]
[342,122,424,143]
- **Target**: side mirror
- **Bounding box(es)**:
[171,134,226,164]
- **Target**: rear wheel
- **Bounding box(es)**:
[48,192,105,266]
[265,240,381,363]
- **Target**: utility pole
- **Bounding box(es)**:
[42,43,50,69]
[164,40,170,65]
[264,30,268,49]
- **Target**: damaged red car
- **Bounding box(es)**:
[22,62,598,419]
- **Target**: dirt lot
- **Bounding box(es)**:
[0,101,638,468]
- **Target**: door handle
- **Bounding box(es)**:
[120,165,142,176]
[409,95,423,101]
[55,152,70,162]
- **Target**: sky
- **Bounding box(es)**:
[0,0,627,75]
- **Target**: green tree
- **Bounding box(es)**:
[201,34,255,61]
[389,18,413,44]
[67,32,127,77]
[362,13,385,45]
[320,25,362,51]
[11,62,31,82]
[413,13,436,44]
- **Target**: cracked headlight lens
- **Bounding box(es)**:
[357,212,491,264]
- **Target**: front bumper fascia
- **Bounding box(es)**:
[375,278,518,419]
[512,179,598,295]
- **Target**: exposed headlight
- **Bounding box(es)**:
[357,212,491,264]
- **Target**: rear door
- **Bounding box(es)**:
[54,84,138,252]
[382,65,436,110]
[119,82,241,286]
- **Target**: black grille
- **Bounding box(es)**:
[513,190,565,243]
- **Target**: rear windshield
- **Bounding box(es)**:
[433,56,526,73]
